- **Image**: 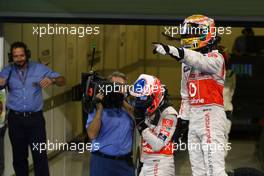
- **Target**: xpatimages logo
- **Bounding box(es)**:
[231,64,253,77]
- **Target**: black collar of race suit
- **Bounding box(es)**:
[196,37,218,54]
[197,45,214,54]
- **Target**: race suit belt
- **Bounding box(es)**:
[92,151,132,161]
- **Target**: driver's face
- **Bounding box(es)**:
[12,48,27,67]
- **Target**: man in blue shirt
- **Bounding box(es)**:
[86,71,135,176]
[0,41,65,176]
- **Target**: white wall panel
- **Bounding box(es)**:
[65,25,77,87]
[103,25,119,70]
[3,24,22,64]
[22,24,38,61]
[86,25,103,71]
[145,26,159,60]
[75,33,89,133]
[138,26,145,61]
[38,24,53,100]
[126,25,138,65]
[53,105,66,143]
[119,25,126,69]
[44,110,54,154]
[53,31,66,96]
[76,27,89,81]
[97,25,105,71]
[51,157,66,176]
[64,25,77,141]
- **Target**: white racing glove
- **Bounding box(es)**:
[152,43,185,61]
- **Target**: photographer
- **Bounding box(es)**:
[86,71,135,176]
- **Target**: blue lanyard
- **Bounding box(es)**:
[14,66,28,86]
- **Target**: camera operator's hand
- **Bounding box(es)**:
[94,92,104,111]
[122,100,134,118]
[0,77,6,87]
[87,92,104,140]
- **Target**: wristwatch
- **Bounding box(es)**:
[51,78,56,84]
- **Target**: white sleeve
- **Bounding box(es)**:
[179,64,190,120]
[142,107,177,151]
[179,64,191,120]
[180,48,224,74]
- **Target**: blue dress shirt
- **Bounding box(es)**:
[0,61,60,112]
[86,108,134,156]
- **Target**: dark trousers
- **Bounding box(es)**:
[8,111,49,176]
[90,153,135,176]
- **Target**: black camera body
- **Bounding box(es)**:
[81,71,124,113]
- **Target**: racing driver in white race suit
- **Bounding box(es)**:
[153,15,231,176]
[130,74,178,176]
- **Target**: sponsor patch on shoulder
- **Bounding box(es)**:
[162,119,174,127]
[207,52,219,59]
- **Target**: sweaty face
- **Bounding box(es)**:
[12,48,27,67]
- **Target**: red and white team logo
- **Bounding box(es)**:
[189,82,197,97]
[162,119,174,127]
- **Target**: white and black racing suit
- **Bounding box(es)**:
[139,106,177,176]
[178,48,231,176]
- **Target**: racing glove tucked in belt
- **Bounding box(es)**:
[174,118,189,142]
[152,43,185,61]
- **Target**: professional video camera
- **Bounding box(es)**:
[81,71,125,113]
[71,44,127,138]
[79,45,125,114]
